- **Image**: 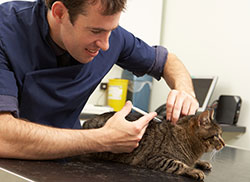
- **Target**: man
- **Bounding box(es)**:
[0,0,198,160]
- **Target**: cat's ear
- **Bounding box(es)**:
[198,110,211,127]
[210,109,215,120]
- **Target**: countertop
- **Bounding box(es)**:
[0,146,249,182]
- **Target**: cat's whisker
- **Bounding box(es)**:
[209,149,218,161]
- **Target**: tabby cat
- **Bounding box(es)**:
[82,109,225,181]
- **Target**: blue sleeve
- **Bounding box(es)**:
[115,26,168,80]
[147,46,168,80]
[0,95,19,117]
[0,38,19,115]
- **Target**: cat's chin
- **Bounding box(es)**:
[206,145,224,153]
[206,147,214,153]
[215,145,224,151]
[205,144,217,152]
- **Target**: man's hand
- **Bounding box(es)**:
[161,53,199,124]
[166,89,199,124]
[100,101,157,153]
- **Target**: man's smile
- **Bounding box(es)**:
[85,48,100,57]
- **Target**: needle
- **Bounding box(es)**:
[132,106,162,123]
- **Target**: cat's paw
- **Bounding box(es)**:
[201,161,212,170]
[195,160,212,170]
[186,168,205,181]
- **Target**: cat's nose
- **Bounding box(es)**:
[216,141,225,150]
[219,135,225,147]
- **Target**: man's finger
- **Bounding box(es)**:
[166,90,178,121]
[171,95,184,123]
[188,101,199,115]
[132,112,157,132]
[181,99,191,116]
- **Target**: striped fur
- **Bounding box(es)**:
[82,110,224,181]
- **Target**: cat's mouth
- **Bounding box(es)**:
[203,134,225,151]
[203,134,219,141]
[217,135,225,149]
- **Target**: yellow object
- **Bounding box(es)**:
[108,79,129,111]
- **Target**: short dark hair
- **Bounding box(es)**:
[45,0,127,24]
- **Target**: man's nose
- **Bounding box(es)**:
[97,32,110,51]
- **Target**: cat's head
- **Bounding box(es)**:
[193,110,225,152]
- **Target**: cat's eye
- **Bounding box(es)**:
[204,134,218,140]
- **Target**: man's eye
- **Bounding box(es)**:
[91,30,102,34]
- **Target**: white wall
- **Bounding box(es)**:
[161,0,250,149]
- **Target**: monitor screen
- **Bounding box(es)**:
[192,76,218,112]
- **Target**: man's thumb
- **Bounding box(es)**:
[118,100,132,116]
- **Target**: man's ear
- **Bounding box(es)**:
[51,1,68,23]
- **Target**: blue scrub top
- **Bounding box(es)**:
[0,0,168,129]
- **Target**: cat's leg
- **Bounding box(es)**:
[194,160,212,170]
[146,156,205,181]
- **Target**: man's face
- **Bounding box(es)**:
[58,2,121,63]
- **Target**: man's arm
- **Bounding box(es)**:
[0,101,156,159]
[0,112,105,159]
[162,53,199,124]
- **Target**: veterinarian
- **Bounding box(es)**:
[0,0,199,160]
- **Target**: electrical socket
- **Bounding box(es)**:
[100,82,108,90]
